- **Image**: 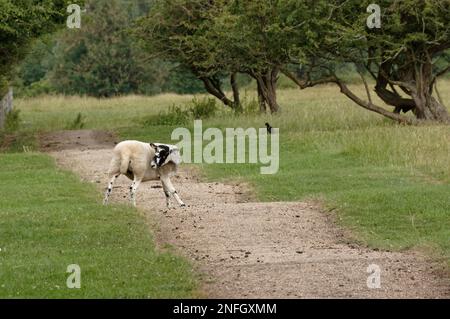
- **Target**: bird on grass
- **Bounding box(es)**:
[265,122,273,134]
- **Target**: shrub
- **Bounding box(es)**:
[144,105,190,126]
[66,112,86,130]
[4,109,21,132]
[189,97,217,119]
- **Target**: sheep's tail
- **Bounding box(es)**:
[119,152,131,175]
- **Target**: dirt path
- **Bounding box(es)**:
[42,130,449,298]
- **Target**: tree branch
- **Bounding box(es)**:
[358,70,372,104]
[282,68,416,124]
[200,77,234,108]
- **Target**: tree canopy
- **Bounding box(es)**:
[134,0,450,122]
[13,0,206,97]
[285,0,450,123]
[0,0,72,95]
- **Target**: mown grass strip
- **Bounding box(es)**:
[0,153,197,298]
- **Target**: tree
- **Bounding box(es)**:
[0,0,71,95]
[14,0,205,97]
[133,0,241,109]
[284,0,450,123]
[206,0,317,113]
[51,0,159,97]
[16,36,56,87]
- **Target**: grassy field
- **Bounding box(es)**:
[2,79,450,298]
[0,154,197,298]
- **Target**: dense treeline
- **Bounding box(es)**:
[0,0,74,96]
[14,0,206,97]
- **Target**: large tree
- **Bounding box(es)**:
[134,0,315,113]
[51,0,159,97]
[207,0,321,113]
[0,0,72,95]
[284,0,450,123]
[133,0,242,109]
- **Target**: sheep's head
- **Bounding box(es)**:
[150,143,170,168]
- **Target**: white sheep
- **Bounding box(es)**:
[103,140,185,208]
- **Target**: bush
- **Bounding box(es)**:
[4,109,21,132]
[189,97,217,119]
[143,105,191,126]
[0,110,37,153]
[143,97,219,127]
[14,79,55,98]
[66,113,86,130]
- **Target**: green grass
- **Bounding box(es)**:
[199,139,450,255]
[14,94,194,132]
[5,78,450,297]
[0,153,197,298]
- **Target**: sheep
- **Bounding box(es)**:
[103,140,185,208]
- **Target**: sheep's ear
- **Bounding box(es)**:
[150,143,157,150]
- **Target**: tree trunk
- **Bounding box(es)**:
[410,61,450,122]
[230,72,241,107]
[257,81,267,113]
[281,68,415,124]
[411,89,449,122]
[200,75,241,110]
[375,56,450,123]
[230,72,241,110]
[252,67,281,113]
[0,88,13,129]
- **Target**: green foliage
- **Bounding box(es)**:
[189,97,217,119]
[0,109,23,152]
[0,78,9,97]
[16,37,56,86]
[132,0,237,107]
[0,0,75,88]
[133,0,450,119]
[290,0,450,120]
[144,105,191,126]
[15,79,56,98]
[162,65,206,95]
[66,112,86,130]
[14,0,206,97]
[0,130,37,153]
[4,109,21,132]
[50,0,154,97]
[143,97,218,126]
[133,0,221,77]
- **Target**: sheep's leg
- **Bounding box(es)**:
[129,177,143,207]
[103,174,119,205]
[161,181,172,209]
[161,176,185,207]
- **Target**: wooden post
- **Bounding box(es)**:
[0,88,13,129]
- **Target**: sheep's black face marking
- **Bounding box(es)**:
[151,144,171,168]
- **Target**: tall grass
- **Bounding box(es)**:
[15,94,194,131]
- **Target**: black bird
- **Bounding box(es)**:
[265,122,273,134]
